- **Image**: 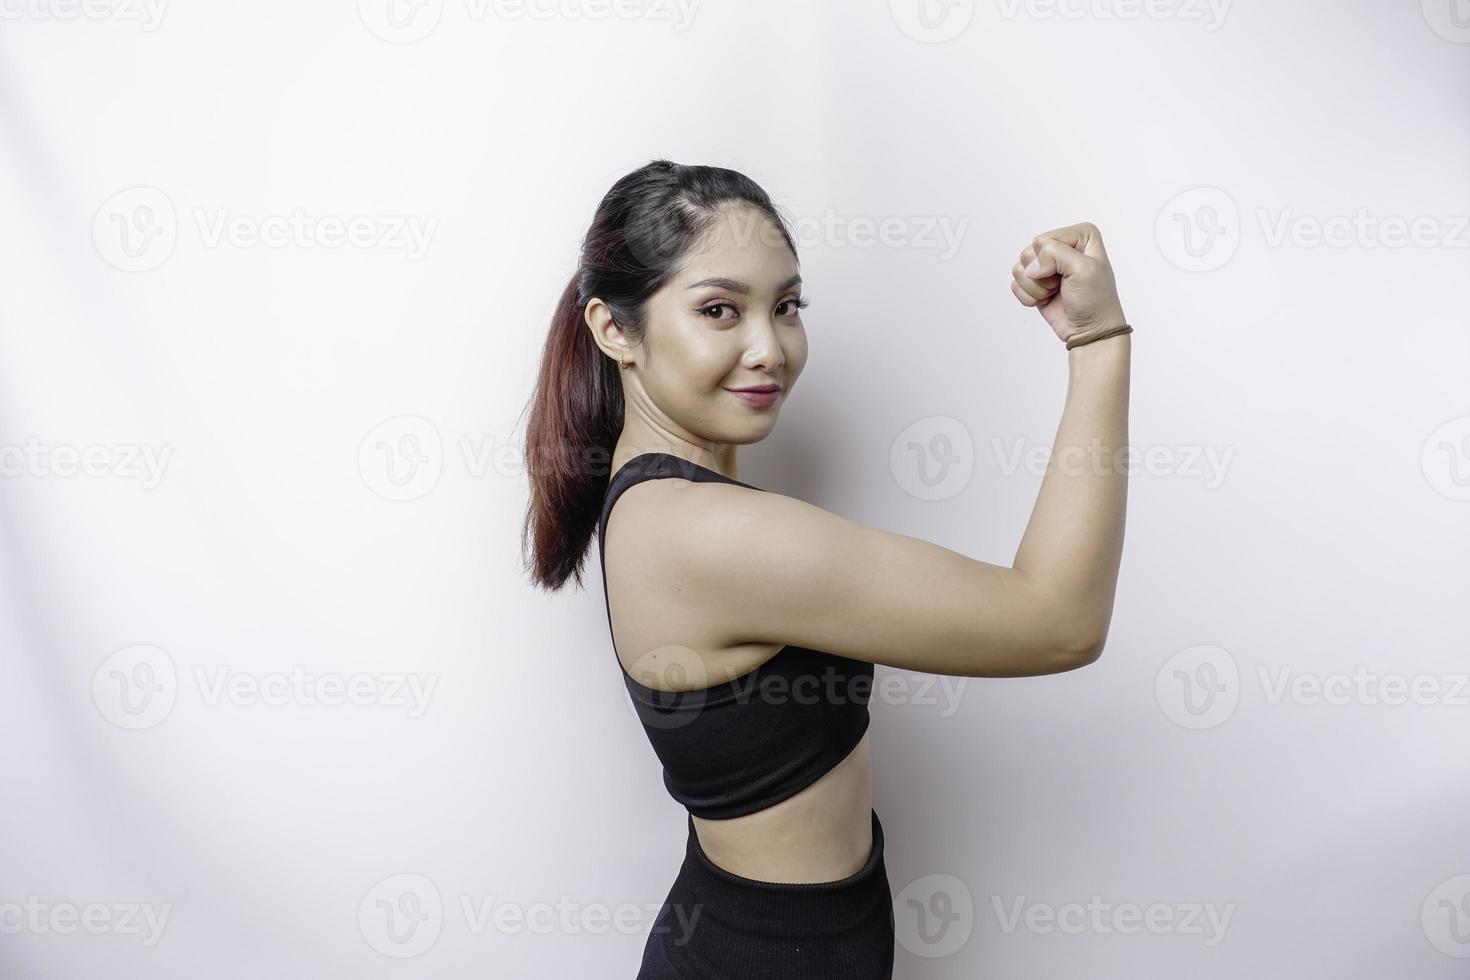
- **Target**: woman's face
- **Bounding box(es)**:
[614,203,808,450]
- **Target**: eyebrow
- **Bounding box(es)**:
[685,274,803,295]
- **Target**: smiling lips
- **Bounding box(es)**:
[726,384,781,408]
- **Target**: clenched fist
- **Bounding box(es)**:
[1011,222,1128,345]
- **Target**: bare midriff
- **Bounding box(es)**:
[690,730,874,884]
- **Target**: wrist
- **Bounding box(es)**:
[1066,329,1131,363]
[1065,320,1133,351]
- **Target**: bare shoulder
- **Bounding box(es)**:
[602,476,782,686]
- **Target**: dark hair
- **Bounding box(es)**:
[519,159,798,592]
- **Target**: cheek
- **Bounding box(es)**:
[651,321,738,396]
[785,331,809,377]
[677,324,745,382]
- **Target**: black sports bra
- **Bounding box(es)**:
[597,452,875,820]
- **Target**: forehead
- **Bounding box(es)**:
[674,204,798,288]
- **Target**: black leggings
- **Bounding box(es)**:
[636,808,895,979]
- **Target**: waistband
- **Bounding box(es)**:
[675,807,890,940]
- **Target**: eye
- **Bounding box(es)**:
[697,302,737,320]
[778,297,810,317]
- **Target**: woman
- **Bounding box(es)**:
[521,159,1131,978]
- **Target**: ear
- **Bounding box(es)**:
[583,297,627,364]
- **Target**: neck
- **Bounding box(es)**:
[611,438,737,482]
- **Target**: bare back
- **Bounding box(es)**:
[603,471,876,884]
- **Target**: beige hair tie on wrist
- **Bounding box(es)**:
[1065,321,1134,350]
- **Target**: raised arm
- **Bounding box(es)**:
[640,221,1130,679]
[625,481,1092,678]
[1009,222,1131,665]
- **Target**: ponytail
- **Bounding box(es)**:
[520,271,624,590]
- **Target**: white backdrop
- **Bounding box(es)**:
[2,2,1467,977]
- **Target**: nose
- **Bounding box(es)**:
[742,315,786,372]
